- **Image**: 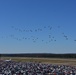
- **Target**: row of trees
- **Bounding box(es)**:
[0,53,76,58]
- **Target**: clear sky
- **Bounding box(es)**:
[0,0,76,54]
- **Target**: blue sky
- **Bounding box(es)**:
[0,0,76,54]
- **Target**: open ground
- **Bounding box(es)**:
[1,57,76,66]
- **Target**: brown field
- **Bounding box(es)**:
[1,57,76,66]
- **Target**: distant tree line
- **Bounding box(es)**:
[0,53,76,58]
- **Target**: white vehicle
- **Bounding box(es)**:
[5,59,11,62]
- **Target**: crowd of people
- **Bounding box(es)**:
[0,60,76,75]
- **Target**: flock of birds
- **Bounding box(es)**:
[10,25,61,43]
[1,25,76,44]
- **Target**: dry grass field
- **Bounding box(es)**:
[1,57,76,66]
